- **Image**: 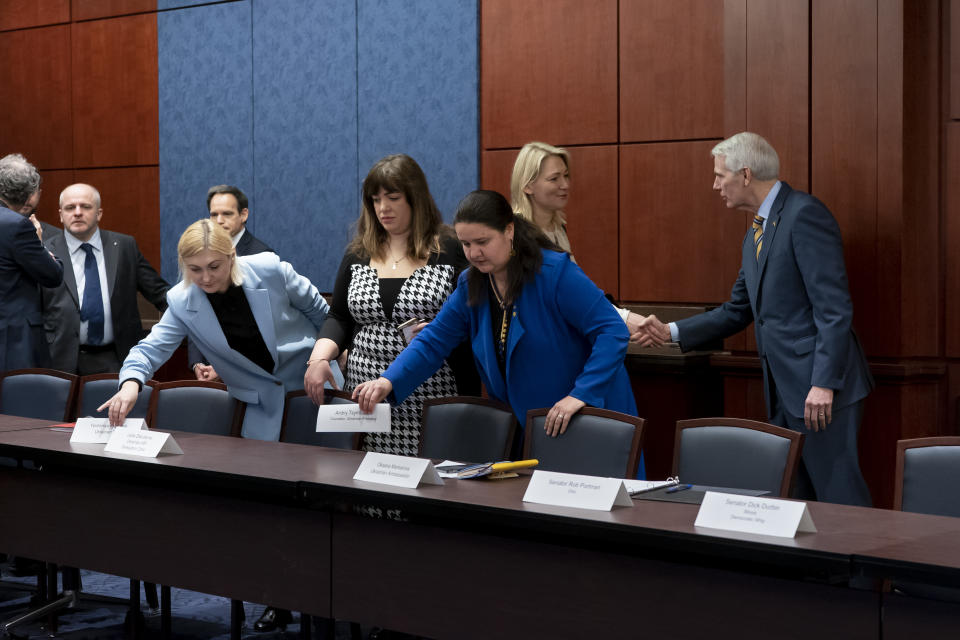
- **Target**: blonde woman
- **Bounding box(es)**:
[511,141,654,342]
[100,219,330,441]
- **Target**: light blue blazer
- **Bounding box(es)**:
[120,253,329,440]
[385,250,637,427]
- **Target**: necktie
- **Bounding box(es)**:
[752,215,764,260]
[79,243,105,345]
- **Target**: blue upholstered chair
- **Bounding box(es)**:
[75,373,156,421]
[523,408,644,478]
[419,396,517,463]
[672,417,804,497]
[147,380,243,436]
[891,437,960,603]
[0,368,78,422]
[280,389,361,450]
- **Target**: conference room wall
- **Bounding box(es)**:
[158,0,478,287]
[0,0,478,290]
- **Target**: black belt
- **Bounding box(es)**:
[79,343,115,354]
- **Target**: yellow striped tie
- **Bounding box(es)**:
[752,215,764,260]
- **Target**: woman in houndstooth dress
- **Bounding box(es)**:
[305,154,478,455]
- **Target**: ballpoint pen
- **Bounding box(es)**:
[666,484,693,493]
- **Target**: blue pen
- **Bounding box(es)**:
[666,484,693,493]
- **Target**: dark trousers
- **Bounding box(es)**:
[77,346,121,376]
[769,385,872,507]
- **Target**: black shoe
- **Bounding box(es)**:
[253,607,292,632]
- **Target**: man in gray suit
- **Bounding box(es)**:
[42,183,169,375]
[640,132,873,506]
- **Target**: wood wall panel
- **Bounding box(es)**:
[0,0,69,31]
[894,0,941,357]
[480,0,617,149]
[952,0,960,119]
[723,0,746,134]
[811,0,882,356]
[73,167,161,268]
[947,123,960,357]
[619,141,743,303]
[0,25,73,169]
[71,13,158,167]
[619,0,723,142]
[745,0,809,190]
[72,0,156,21]
[35,169,75,229]
[481,146,619,298]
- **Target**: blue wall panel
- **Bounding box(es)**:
[357,0,479,222]
[158,1,253,282]
[252,0,357,289]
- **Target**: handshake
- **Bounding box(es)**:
[624,313,673,347]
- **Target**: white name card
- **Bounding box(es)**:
[695,491,817,538]
[316,402,390,433]
[70,417,147,444]
[522,470,633,511]
[353,452,443,489]
[104,428,183,458]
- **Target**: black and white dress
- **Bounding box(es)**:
[319,235,476,455]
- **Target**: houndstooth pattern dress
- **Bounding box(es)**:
[345,263,458,455]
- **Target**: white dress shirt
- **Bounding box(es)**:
[65,228,114,346]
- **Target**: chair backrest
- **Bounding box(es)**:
[147,380,243,436]
[419,396,517,463]
[0,368,78,421]
[895,437,960,516]
[523,408,644,478]
[75,374,156,421]
[280,389,361,450]
[672,418,804,497]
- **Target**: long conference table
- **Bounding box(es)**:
[0,415,959,639]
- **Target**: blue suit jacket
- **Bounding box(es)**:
[0,206,64,372]
[676,182,873,418]
[120,253,329,440]
[385,250,637,426]
[187,227,274,369]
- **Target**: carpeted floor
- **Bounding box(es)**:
[0,564,361,639]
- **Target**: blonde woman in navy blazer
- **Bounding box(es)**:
[101,219,330,440]
[353,190,637,446]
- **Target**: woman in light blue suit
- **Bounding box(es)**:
[353,190,638,459]
[101,219,331,440]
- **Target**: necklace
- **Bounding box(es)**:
[388,251,407,270]
[489,273,511,358]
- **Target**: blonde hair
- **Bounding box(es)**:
[510,141,570,229]
[177,219,242,286]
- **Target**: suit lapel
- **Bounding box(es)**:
[243,278,278,371]
[182,285,232,357]
[50,233,80,307]
[752,183,790,304]
[475,302,506,400]
[101,231,119,299]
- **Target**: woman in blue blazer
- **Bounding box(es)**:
[353,190,637,444]
[101,219,330,441]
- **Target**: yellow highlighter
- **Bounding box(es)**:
[457,459,539,479]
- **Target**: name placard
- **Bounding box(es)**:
[352,452,443,489]
[104,428,183,458]
[694,491,817,538]
[70,417,147,444]
[522,470,633,511]
[316,403,390,433]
